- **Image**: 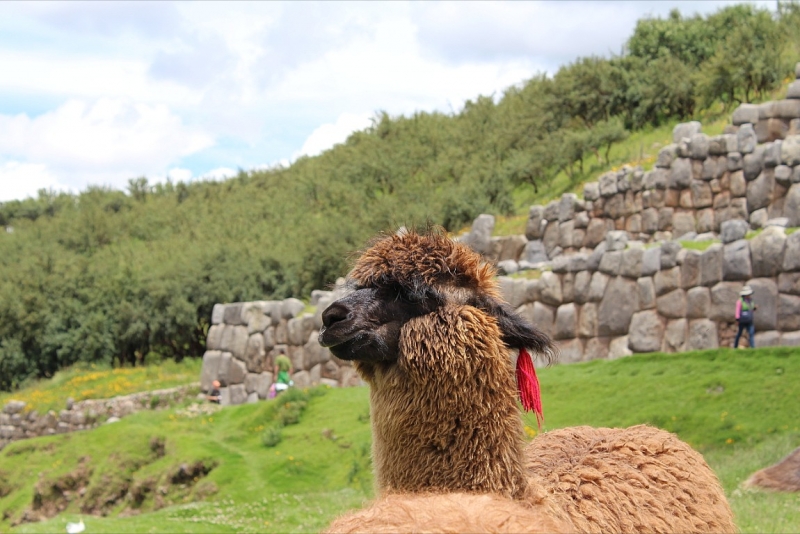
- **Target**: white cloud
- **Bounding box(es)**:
[201,167,238,180]
[0,98,213,188]
[167,167,193,182]
[0,161,71,202]
[296,112,373,158]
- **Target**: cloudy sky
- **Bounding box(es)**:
[0,0,771,202]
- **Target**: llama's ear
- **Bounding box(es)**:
[475,296,556,365]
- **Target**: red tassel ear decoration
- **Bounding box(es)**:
[516,347,543,428]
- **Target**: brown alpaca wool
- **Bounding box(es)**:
[526,425,738,533]
[320,229,736,533]
[324,492,572,534]
[745,445,800,491]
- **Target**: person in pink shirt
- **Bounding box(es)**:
[734,286,757,348]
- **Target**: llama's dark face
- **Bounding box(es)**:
[318,284,441,362]
[318,280,552,364]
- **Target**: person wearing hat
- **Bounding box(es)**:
[734,285,758,348]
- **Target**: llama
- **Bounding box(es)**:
[319,229,736,533]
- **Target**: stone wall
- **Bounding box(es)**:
[495,226,800,363]
[203,66,800,398]
[0,384,197,451]
[199,289,363,405]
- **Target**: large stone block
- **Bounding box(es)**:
[573,271,592,304]
[588,271,609,302]
[672,211,696,238]
[620,248,643,279]
[525,205,545,240]
[220,325,248,360]
[583,337,610,361]
[200,351,222,392]
[223,303,246,325]
[599,171,618,197]
[584,218,607,248]
[686,287,711,319]
[463,214,495,254]
[628,310,664,352]
[555,338,584,364]
[608,336,632,359]
[691,180,713,208]
[228,358,247,385]
[598,250,622,276]
[778,272,800,295]
[245,333,266,373]
[520,240,548,265]
[211,303,226,325]
[228,384,247,405]
[656,289,687,319]
[206,324,224,350]
[554,304,577,340]
[749,278,778,332]
[782,331,800,346]
[654,266,681,296]
[583,183,600,201]
[518,302,555,339]
[689,133,709,159]
[779,231,800,275]
[732,103,759,125]
[542,221,560,257]
[743,147,764,181]
[577,303,598,338]
[737,123,757,154]
[217,352,233,386]
[637,277,656,310]
[754,331,781,348]
[722,240,752,281]
[673,121,701,143]
[720,219,748,244]
[710,282,744,322]
[558,221,576,249]
[750,226,786,278]
[598,277,639,337]
[664,319,688,352]
[680,250,702,288]
[746,170,775,213]
[559,193,579,222]
[778,294,800,331]
[656,144,677,168]
[687,319,719,351]
[240,302,267,332]
[641,247,660,276]
[670,158,692,188]
[781,135,800,166]
[660,241,681,269]
[785,184,800,227]
[539,272,562,307]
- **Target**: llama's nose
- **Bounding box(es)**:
[322,302,351,328]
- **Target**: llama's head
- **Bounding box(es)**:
[318,229,554,368]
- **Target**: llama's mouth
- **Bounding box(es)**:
[318,327,370,360]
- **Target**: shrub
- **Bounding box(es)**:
[261,425,283,447]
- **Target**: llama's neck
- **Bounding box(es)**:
[356,305,530,500]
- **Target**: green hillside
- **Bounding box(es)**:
[1,4,800,390]
[1,347,798,533]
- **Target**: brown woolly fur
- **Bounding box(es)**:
[745,445,800,492]
[365,303,529,499]
[525,425,737,534]
[324,492,572,534]
[349,228,501,301]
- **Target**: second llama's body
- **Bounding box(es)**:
[320,229,736,533]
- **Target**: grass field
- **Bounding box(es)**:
[1,347,799,533]
[0,359,202,414]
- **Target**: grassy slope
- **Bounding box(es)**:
[2,347,799,533]
[0,359,202,414]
